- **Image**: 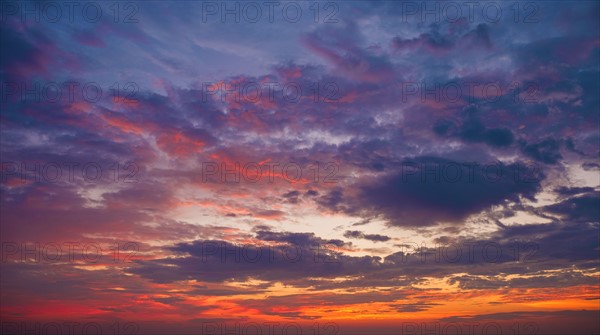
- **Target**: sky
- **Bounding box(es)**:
[0,1,599,334]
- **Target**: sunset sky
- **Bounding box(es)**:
[1,1,599,334]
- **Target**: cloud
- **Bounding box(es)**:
[434,106,515,148]
[303,21,396,82]
[392,23,492,56]
[520,138,563,164]
[343,230,391,242]
[544,191,600,223]
[317,157,544,227]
